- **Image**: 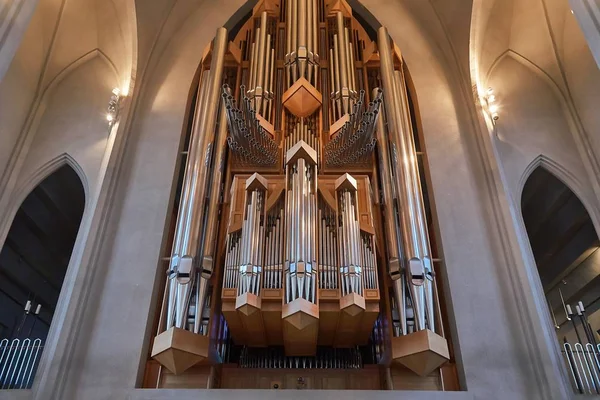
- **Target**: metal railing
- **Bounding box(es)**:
[0,338,43,389]
[563,342,600,395]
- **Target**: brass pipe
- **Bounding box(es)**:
[267,48,275,119]
[298,0,307,78]
[336,12,348,112]
[248,42,255,95]
[291,0,298,82]
[286,0,292,55]
[250,41,258,94]
[344,28,353,94]
[307,0,313,55]
[329,48,336,121]
[312,0,318,56]
[263,36,272,116]
[333,36,342,117]
[256,12,268,113]
[348,37,356,95]
[307,0,313,83]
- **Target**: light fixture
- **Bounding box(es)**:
[483,87,500,122]
[106,87,122,125]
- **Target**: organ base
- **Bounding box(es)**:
[151,327,211,375]
[391,329,449,377]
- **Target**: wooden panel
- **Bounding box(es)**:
[159,365,211,389]
[228,177,246,232]
[262,299,283,345]
[390,365,442,391]
[220,366,381,390]
[141,360,161,388]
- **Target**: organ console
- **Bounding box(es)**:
[147,0,457,391]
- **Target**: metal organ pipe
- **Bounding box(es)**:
[285,0,319,88]
[284,144,318,305]
[163,27,228,333]
[246,11,275,121]
[335,175,364,298]
[377,27,438,335]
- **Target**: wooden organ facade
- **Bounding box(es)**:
[144,0,459,391]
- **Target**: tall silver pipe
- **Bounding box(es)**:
[165,27,228,332]
[378,27,437,333]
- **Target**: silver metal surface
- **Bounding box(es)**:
[324,89,382,167]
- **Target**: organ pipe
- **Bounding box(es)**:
[284,143,318,305]
[164,27,228,333]
[247,11,275,119]
[285,0,319,88]
[330,11,357,118]
[324,89,383,166]
[152,2,453,380]
[377,26,438,335]
[336,175,363,297]
[237,175,268,297]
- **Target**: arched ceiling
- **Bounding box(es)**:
[471,0,580,95]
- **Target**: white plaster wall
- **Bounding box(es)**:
[14,56,115,192]
[0,0,62,181]
[559,6,600,163]
[490,56,595,205]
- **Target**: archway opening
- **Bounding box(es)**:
[521,166,600,394]
[0,164,85,389]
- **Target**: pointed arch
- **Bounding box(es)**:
[0,153,88,251]
[518,154,600,239]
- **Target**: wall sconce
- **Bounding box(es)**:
[484,87,499,122]
[106,88,122,125]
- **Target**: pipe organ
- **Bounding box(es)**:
[148,0,457,391]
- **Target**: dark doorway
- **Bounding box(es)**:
[0,164,85,341]
[521,166,600,394]
[0,164,85,388]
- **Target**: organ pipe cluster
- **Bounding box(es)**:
[283,116,320,164]
[330,11,357,118]
[161,28,229,336]
[284,143,318,305]
[325,89,383,166]
[263,197,285,289]
[237,176,268,297]
[222,84,278,166]
[247,11,276,119]
[336,176,363,297]
[318,197,338,290]
[377,27,442,337]
[285,0,320,88]
[151,3,453,380]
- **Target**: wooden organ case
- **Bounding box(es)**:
[144,0,460,391]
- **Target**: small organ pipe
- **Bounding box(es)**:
[336,12,349,113]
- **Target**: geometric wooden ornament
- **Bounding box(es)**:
[339,291,365,317]
[282,297,319,356]
[151,327,210,375]
[391,329,449,376]
[282,77,322,118]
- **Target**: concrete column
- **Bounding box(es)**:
[570,0,600,68]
